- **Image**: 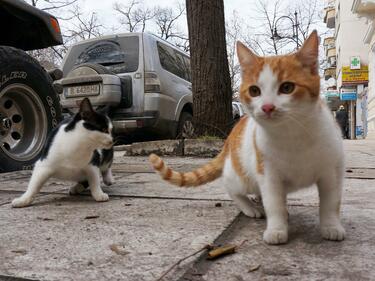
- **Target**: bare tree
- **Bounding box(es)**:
[186,0,232,137]
[113,0,154,32]
[26,0,79,66]
[113,1,189,51]
[30,0,78,12]
[253,0,323,55]
[254,0,285,55]
[226,11,242,96]
[26,0,105,67]
[153,3,189,51]
[65,5,103,42]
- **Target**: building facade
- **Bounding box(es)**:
[323,0,370,139]
[351,0,375,138]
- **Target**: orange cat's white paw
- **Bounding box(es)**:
[321,224,345,241]
[263,228,288,245]
[92,192,109,202]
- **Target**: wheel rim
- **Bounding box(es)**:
[181,120,194,138]
[0,84,47,161]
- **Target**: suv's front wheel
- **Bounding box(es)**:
[177,111,194,139]
[0,46,61,172]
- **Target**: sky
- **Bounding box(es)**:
[80,0,255,31]
[74,0,326,38]
[31,0,327,49]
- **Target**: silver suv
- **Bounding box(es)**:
[57,32,193,138]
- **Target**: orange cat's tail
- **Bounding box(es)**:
[149,147,228,187]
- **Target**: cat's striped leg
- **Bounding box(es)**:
[12,164,53,208]
[85,165,109,202]
[317,171,345,241]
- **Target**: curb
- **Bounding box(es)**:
[114,139,224,157]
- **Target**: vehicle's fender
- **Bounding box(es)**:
[0,0,63,50]
[174,94,193,121]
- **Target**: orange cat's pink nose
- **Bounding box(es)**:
[261,104,276,116]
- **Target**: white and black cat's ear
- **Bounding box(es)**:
[296,30,319,74]
[236,41,260,67]
[79,98,95,120]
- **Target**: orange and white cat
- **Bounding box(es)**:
[149,31,345,245]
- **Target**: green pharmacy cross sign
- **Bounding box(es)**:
[350,56,361,70]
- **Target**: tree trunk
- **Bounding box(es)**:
[186,0,232,137]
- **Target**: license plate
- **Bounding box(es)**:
[65,84,100,97]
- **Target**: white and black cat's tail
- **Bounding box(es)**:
[149,145,228,187]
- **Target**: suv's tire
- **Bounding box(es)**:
[177,111,194,139]
[0,46,62,172]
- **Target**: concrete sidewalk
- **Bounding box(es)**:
[0,140,374,281]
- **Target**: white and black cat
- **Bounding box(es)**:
[12,98,114,208]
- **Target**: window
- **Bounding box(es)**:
[157,42,191,82]
[64,36,139,74]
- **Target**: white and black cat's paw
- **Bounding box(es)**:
[321,224,345,241]
[102,170,114,186]
[103,178,114,186]
[12,197,33,208]
[92,192,109,202]
[263,228,288,245]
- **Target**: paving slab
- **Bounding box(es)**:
[344,140,375,168]
[0,195,239,281]
[181,203,375,281]
[0,140,374,281]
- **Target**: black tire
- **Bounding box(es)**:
[0,46,62,172]
[176,111,194,139]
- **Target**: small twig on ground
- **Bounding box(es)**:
[84,215,100,219]
[248,264,261,272]
[109,244,129,256]
[207,240,248,260]
[155,244,213,281]
[207,245,236,259]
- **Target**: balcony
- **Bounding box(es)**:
[326,56,337,68]
[324,67,336,80]
[352,0,375,14]
[326,47,336,58]
[324,7,335,28]
[323,37,335,47]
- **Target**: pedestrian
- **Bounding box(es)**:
[335,105,348,139]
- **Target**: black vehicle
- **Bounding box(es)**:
[0,0,63,172]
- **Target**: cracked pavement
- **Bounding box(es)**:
[0,140,374,281]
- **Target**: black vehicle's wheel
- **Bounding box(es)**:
[0,46,61,172]
[176,111,194,139]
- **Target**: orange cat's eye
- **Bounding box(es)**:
[279,82,295,94]
[248,85,261,97]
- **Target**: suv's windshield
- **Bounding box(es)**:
[63,36,139,75]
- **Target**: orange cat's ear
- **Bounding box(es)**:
[295,30,319,74]
[236,41,259,67]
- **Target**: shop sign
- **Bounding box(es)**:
[350,56,361,70]
[340,88,357,100]
[324,90,339,98]
[342,65,368,84]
